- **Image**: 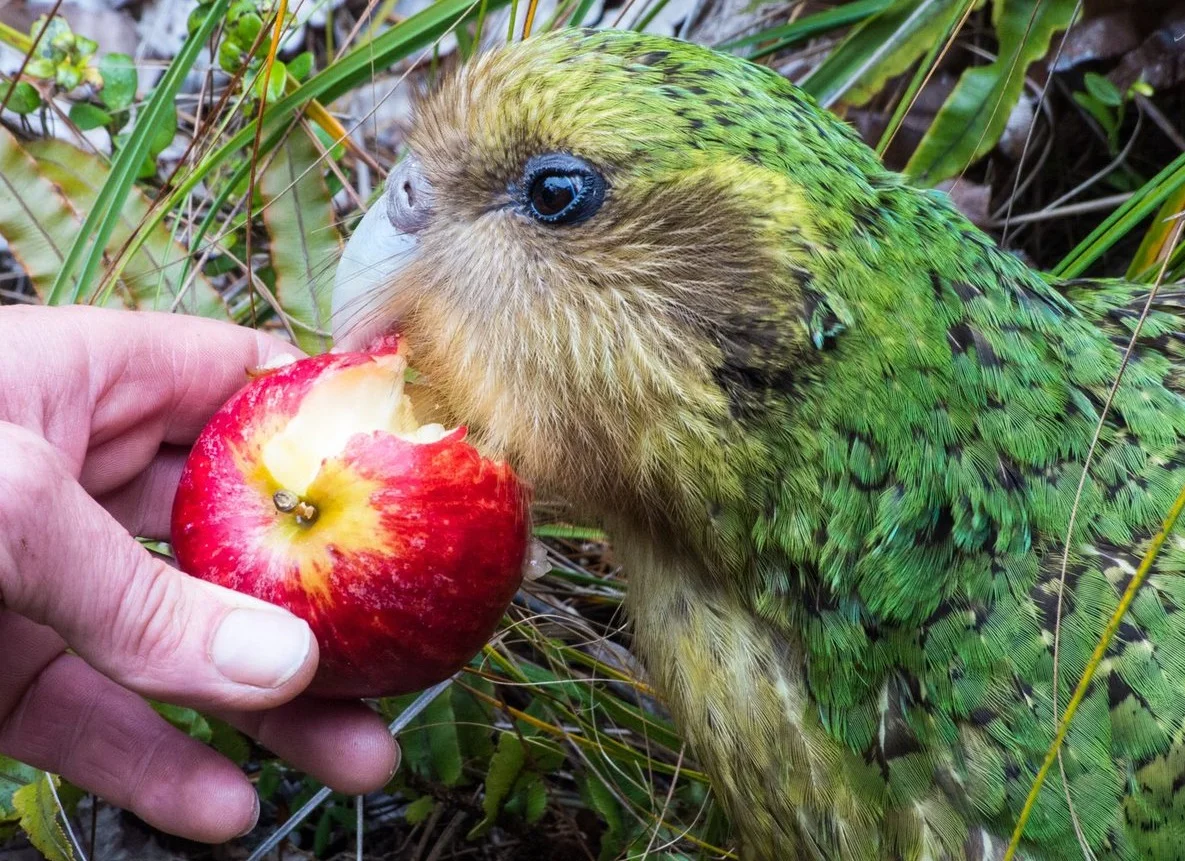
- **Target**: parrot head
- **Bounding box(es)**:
[332,28,888,514]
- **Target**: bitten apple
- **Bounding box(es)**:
[170,340,530,698]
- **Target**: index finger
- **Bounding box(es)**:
[0,305,305,494]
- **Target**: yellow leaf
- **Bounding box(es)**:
[13,772,75,861]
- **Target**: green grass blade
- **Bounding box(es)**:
[1126,184,1185,280]
[723,0,891,57]
[1054,150,1185,279]
[45,0,230,305]
[800,0,979,109]
[107,0,507,285]
[25,139,229,318]
[533,523,608,541]
[875,0,972,156]
[567,0,600,27]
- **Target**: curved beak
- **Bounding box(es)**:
[331,156,434,350]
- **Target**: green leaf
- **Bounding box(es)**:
[24,138,228,317]
[208,718,253,765]
[234,12,264,46]
[287,51,313,81]
[522,773,548,823]
[522,734,565,773]
[26,58,55,79]
[467,732,525,838]
[580,772,625,861]
[387,694,435,779]
[453,677,496,763]
[253,60,287,105]
[404,794,437,825]
[1083,71,1122,107]
[1,80,41,114]
[423,693,464,786]
[727,0,892,58]
[55,65,81,91]
[68,102,112,130]
[99,53,136,110]
[904,0,1079,184]
[0,125,83,295]
[148,104,177,157]
[12,773,74,861]
[800,0,982,109]
[219,40,244,73]
[313,808,333,855]
[151,702,213,742]
[258,131,340,351]
[1073,91,1116,136]
[0,757,40,822]
[256,761,285,801]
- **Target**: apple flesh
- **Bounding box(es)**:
[170,340,530,698]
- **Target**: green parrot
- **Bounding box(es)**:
[331,28,1185,860]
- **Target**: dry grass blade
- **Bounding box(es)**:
[1007,211,1185,861]
[521,0,542,38]
[355,793,364,861]
[1006,475,1185,860]
[875,0,978,158]
[998,0,1084,244]
[44,774,86,861]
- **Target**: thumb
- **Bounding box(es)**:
[0,422,318,711]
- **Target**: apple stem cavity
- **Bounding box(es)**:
[273,489,320,525]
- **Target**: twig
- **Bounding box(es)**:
[424,811,466,861]
[988,193,1133,227]
[1136,94,1185,153]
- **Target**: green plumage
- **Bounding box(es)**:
[552,33,1185,858]
[350,27,1185,860]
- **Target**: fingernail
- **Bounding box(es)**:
[387,743,402,782]
[211,608,312,688]
[237,791,261,838]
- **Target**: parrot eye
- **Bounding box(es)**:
[520,154,605,225]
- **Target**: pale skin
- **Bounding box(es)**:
[0,305,399,843]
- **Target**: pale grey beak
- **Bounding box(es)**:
[331,156,434,349]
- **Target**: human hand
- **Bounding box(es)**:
[0,305,399,842]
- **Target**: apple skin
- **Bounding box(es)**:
[170,345,530,698]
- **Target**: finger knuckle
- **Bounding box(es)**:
[109,559,191,683]
[122,722,175,817]
[0,423,70,609]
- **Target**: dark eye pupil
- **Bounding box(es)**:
[531,174,580,217]
[518,154,605,226]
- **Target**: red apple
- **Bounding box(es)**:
[170,339,530,698]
